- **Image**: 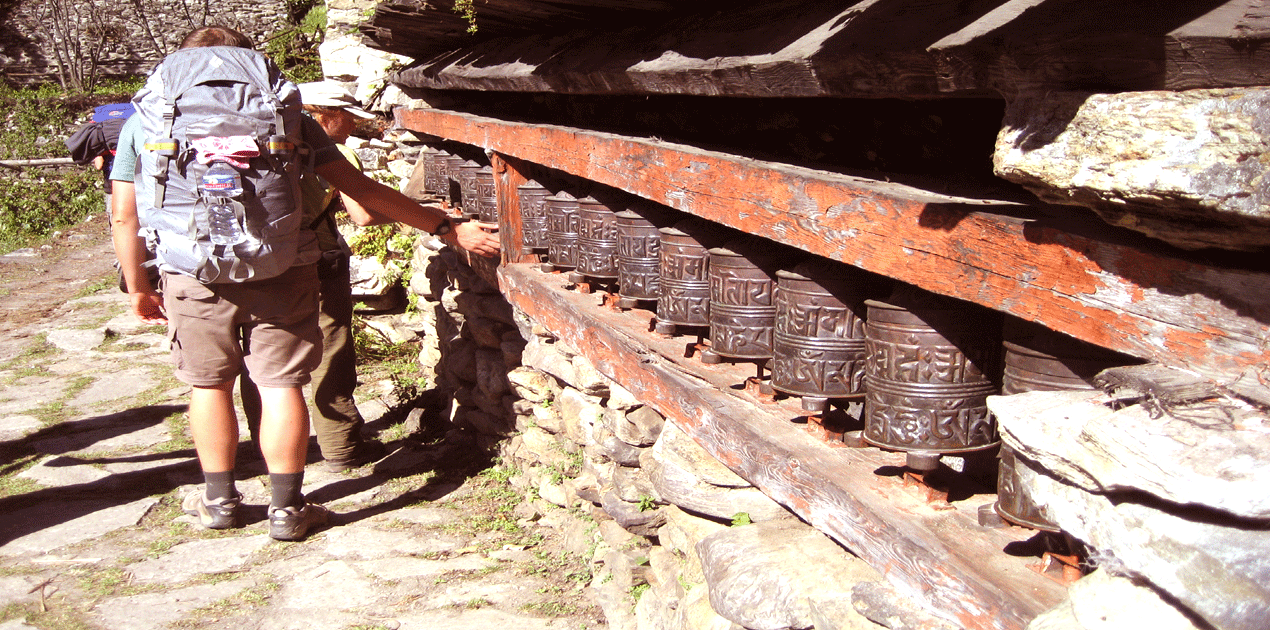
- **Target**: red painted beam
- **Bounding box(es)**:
[396,107,1270,403]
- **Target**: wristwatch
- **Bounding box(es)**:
[431,217,453,236]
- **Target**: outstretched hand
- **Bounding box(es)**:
[130,292,168,326]
[449,220,501,258]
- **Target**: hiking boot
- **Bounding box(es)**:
[323,440,388,473]
[268,502,330,541]
[182,489,242,530]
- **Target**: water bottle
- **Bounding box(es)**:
[201,160,246,246]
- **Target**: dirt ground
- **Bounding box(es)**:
[0,215,119,333]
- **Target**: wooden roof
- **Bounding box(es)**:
[364,0,1270,99]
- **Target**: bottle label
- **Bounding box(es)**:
[202,173,238,192]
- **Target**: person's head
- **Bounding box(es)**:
[298,81,376,142]
[179,26,253,50]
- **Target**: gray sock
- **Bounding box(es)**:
[270,472,304,509]
[204,470,236,502]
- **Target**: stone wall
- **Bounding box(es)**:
[1,0,290,85]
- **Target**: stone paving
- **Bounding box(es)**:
[0,237,604,630]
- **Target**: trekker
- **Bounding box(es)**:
[109,25,497,541]
[238,80,499,471]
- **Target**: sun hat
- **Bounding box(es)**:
[298,81,376,119]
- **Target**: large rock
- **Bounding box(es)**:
[988,389,1270,519]
[644,422,788,523]
[1026,568,1204,630]
[1026,462,1270,630]
[995,88,1270,251]
[696,519,881,630]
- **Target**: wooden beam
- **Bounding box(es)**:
[397,107,1270,404]
[391,0,1004,99]
[500,263,1067,630]
[929,0,1270,96]
[380,0,1265,99]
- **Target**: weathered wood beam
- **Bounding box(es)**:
[929,0,1270,96]
[391,0,1004,99]
[378,0,1264,99]
[500,263,1067,630]
[397,107,1270,404]
[363,0,695,63]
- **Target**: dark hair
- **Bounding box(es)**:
[179,26,253,50]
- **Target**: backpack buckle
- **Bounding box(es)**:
[145,138,178,157]
[267,135,294,156]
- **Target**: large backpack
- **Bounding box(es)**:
[132,46,307,283]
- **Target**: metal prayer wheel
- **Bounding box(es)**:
[431,150,452,201]
[572,195,622,284]
[445,154,466,208]
[615,206,665,308]
[771,261,886,413]
[993,324,1137,530]
[863,285,1002,471]
[654,220,717,335]
[518,180,550,256]
[458,160,483,219]
[700,237,780,366]
[475,165,498,223]
[419,147,438,196]
[544,191,580,272]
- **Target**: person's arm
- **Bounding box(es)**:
[315,158,501,257]
[340,191,385,227]
[109,180,166,324]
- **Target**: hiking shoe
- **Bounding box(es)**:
[268,502,330,541]
[323,440,388,473]
[182,489,242,530]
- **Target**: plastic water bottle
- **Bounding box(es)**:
[201,161,246,246]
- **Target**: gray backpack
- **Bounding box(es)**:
[132,46,306,283]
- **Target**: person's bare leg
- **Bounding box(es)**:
[256,385,310,474]
[189,382,238,473]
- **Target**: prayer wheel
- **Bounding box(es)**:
[518,180,550,256]
[572,195,621,284]
[994,324,1138,530]
[445,154,466,210]
[771,260,886,413]
[863,285,1002,471]
[430,150,452,202]
[700,237,780,365]
[654,220,717,335]
[419,147,438,196]
[544,191,580,273]
[475,165,498,223]
[615,204,668,308]
[458,160,483,220]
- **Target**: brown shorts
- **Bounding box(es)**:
[164,264,322,388]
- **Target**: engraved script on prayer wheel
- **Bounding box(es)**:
[994,324,1138,530]
[475,165,498,223]
[458,160,483,219]
[616,208,663,308]
[445,154,466,209]
[771,261,885,413]
[574,195,621,282]
[544,191,580,272]
[518,180,550,255]
[702,238,779,362]
[420,147,438,196]
[655,221,714,334]
[863,286,1002,470]
[430,150,451,202]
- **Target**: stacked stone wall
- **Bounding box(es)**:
[1,0,290,85]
